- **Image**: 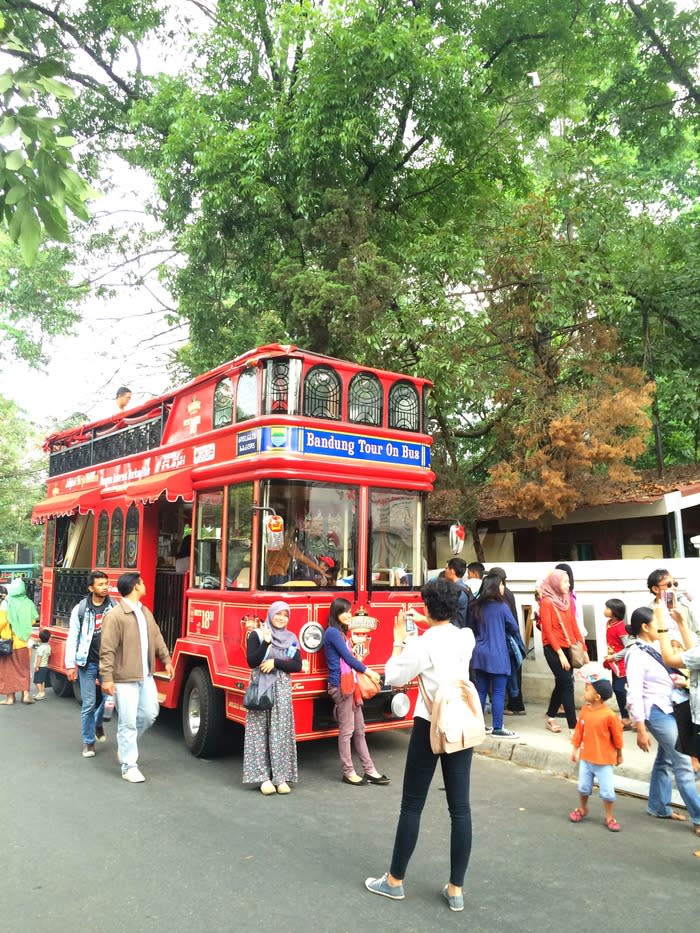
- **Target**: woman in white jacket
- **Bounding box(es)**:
[365,577,476,912]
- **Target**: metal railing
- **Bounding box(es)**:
[154,571,185,653]
[48,409,166,477]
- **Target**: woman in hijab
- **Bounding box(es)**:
[0,579,39,705]
[242,600,302,794]
[539,568,588,733]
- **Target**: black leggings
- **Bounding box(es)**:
[544,645,577,728]
[390,716,473,887]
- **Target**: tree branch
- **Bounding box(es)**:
[5,0,140,100]
[626,0,700,105]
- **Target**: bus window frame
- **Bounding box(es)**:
[258,479,358,591]
[367,488,425,591]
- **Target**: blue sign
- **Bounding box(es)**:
[246,426,430,467]
[237,429,259,457]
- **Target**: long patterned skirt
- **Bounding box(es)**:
[0,646,30,695]
[242,670,298,786]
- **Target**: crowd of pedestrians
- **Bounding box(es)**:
[2,560,700,912]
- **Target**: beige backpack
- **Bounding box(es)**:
[418,676,486,754]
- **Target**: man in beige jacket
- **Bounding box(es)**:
[100,572,174,783]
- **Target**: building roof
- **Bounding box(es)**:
[477,464,700,523]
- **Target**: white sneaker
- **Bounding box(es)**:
[122,767,145,783]
[82,744,96,758]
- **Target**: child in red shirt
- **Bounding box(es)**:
[603,598,631,728]
[569,674,624,832]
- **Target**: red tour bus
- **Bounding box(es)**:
[32,345,434,755]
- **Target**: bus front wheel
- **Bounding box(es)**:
[182,666,224,758]
[50,671,74,698]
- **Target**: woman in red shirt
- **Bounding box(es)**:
[539,569,588,733]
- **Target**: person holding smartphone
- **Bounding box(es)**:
[647,569,682,642]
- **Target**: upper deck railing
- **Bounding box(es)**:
[48,410,166,477]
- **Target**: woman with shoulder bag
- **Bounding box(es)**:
[322,597,387,786]
[471,572,522,738]
[626,605,700,834]
[539,569,588,734]
[242,600,301,795]
[365,578,476,913]
[0,579,38,705]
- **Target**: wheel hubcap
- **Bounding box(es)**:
[188,687,201,736]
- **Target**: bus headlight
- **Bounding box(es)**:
[391,692,410,719]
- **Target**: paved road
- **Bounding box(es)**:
[2,694,698,933]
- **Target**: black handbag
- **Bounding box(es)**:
[243,677,274,711]
[0,637,13,656]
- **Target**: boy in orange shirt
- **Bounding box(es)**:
[569,673,624,832]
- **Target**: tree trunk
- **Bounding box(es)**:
[641,305,664,477]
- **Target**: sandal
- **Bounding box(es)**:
[569,808,587,823]
[604,817,621,832]
[545,717,561,733]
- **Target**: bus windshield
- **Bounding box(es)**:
[260,480,357,588]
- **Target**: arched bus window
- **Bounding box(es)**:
[348,372,382,426]
[368,489,424,590]
[388,381,420,432]
[95,511,109,566]
[263,357,302,415]
[422,385,430,433]
[303,365,341,420]
[193,489,223,589]
[109,508,124,568]
[213,378,234,428]
[259,479,358,589]
[226,482,253,589]
[124,504,140,568]
[236,368,258,422]
[45,519,56,567]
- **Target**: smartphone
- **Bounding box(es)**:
[663,589,675,609]
[405,609,416,634]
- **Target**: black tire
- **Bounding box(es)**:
[50,670,74,698]
[182,666,225,758]
[72,679,82,704]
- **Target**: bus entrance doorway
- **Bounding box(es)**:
[152,499,192,652]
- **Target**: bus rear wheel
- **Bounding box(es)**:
[50,671,74,698]
[182,666,224,758]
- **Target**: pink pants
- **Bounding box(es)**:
[328,685,375,777]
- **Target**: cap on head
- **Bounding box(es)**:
[591,679,613,701]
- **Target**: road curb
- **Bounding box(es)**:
[476,735,654,788]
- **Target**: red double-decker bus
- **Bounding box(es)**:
[33,345,434,755]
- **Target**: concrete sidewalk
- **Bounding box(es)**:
[475,711,675,804]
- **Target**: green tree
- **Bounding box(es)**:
[0,229,85,365]
[0,10,93,263]
[0,395,44,562]
[128,0,698,528]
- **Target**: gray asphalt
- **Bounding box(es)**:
[1,693,698,933]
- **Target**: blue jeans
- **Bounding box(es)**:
[473,671,508,731]
[78,662,105,745]
[578,760,615,802]
[612,674,628,719]
[114,677,160,773]
[390,716,473,887]
[646,705,700,825]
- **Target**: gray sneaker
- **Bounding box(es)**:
[492,728,520,739]
[442,884,464,912]
[365,873,405,900]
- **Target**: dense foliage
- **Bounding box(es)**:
[1,1,698,541]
